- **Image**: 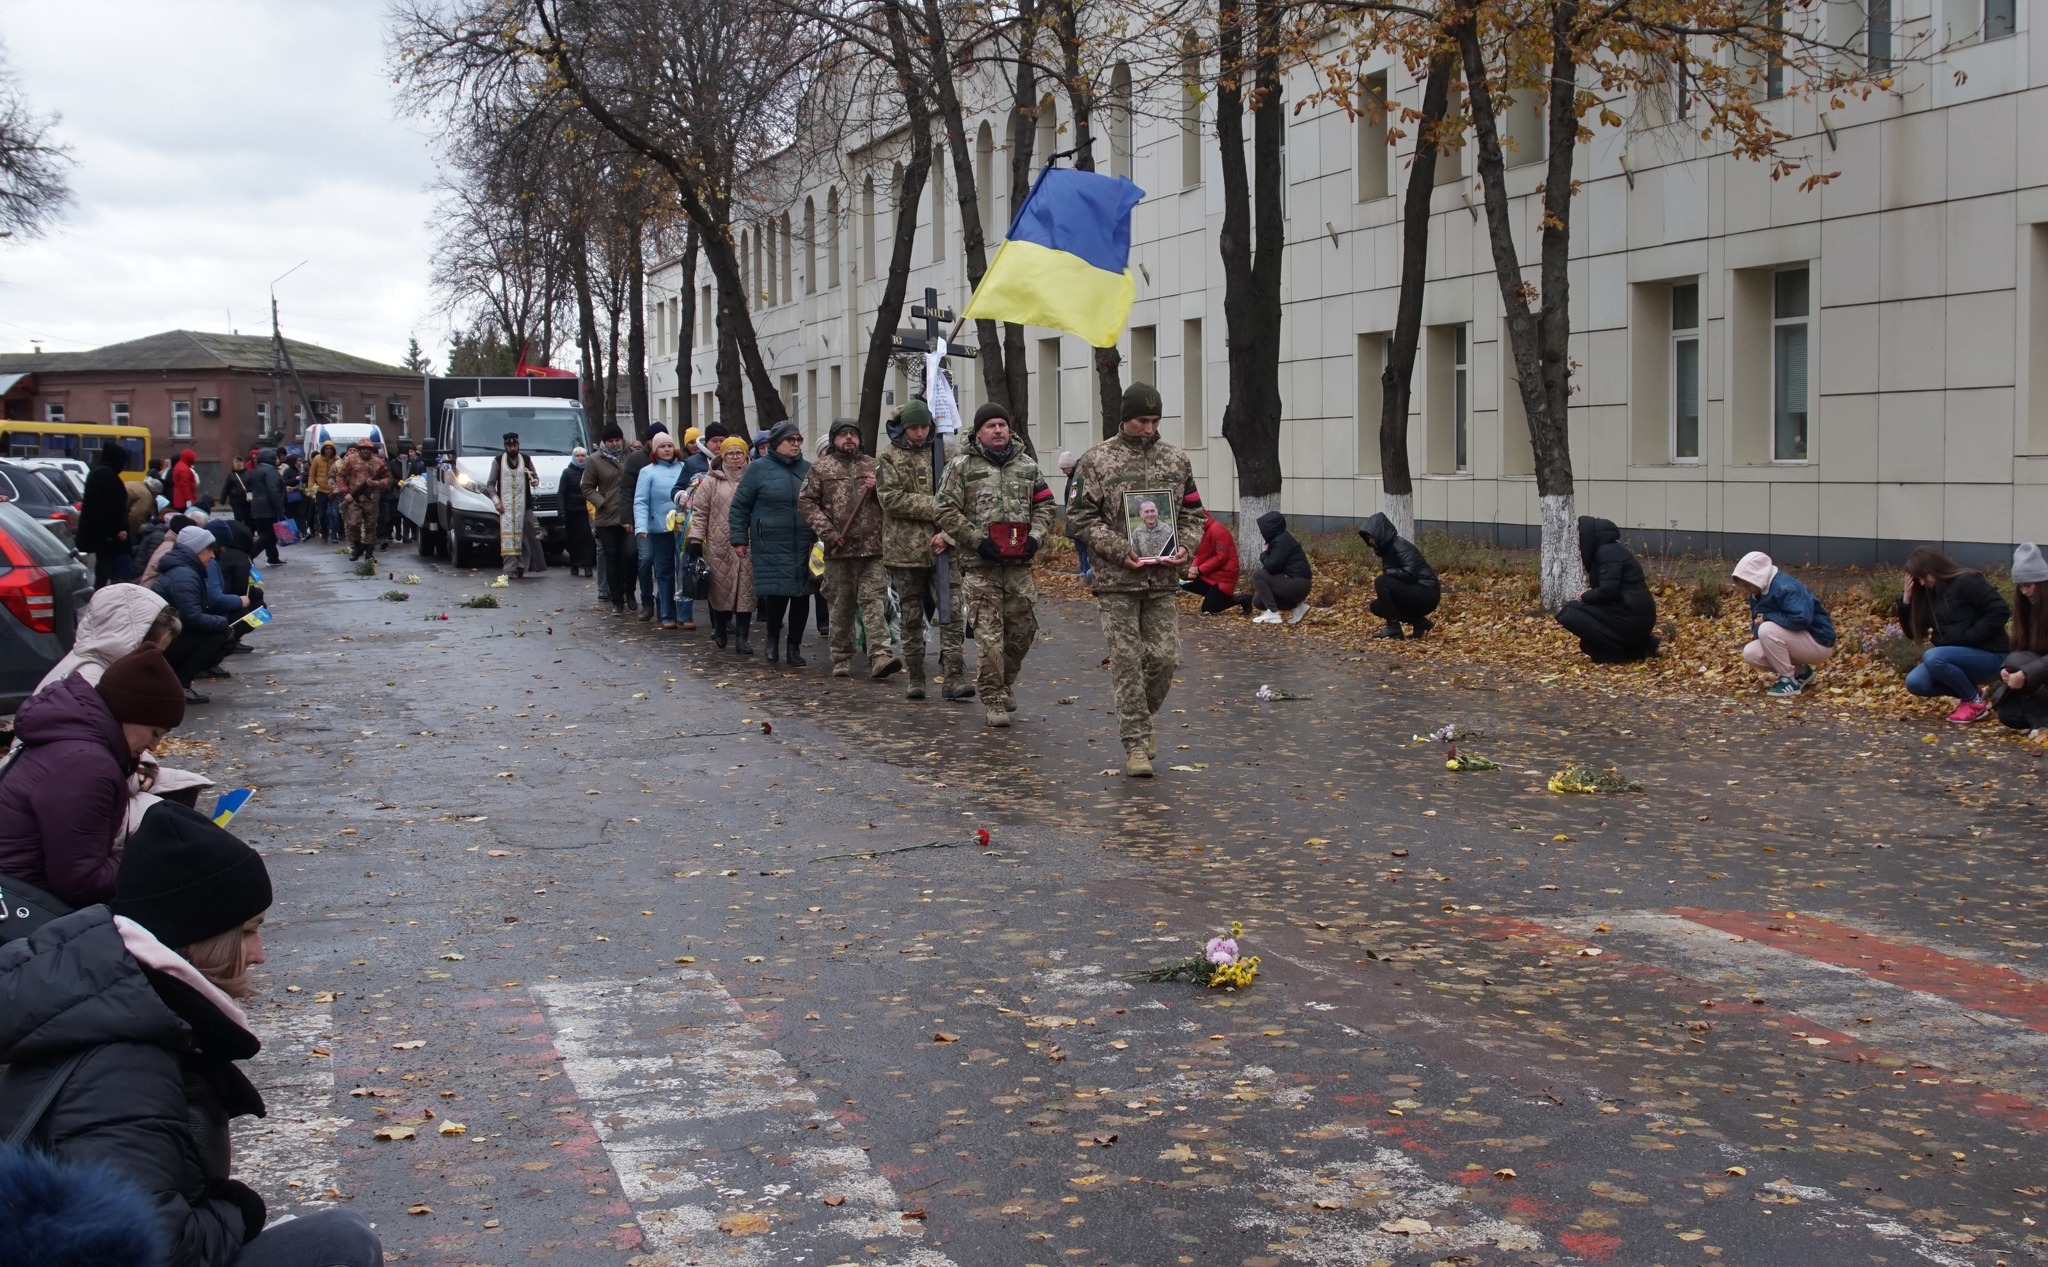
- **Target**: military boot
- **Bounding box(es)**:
[904,659,927,700]
[941,658,975,700]
[870,651,904,679]
[984,703,1011,728]
[831,660,853,678]
[1147,734,1158,758]
[1124,748,1154,778]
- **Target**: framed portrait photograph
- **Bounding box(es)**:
[1122,491,1178,562]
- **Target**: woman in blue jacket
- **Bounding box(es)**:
[1731,551,1835,697]
[633,432,686,628]
[728,419,818,667]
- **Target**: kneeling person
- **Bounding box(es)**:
[1358,512,1440,638]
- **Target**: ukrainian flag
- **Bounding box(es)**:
[964,168,1145,349]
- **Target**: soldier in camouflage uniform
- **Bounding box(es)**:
[876,399,968,700]
[332,437,394,564]
[1065,382,1207,777]
[935,402,1056,728]
[797,419,904,679]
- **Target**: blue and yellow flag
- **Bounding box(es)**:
[963,168,1145,348]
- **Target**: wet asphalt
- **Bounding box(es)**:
[196,539,2047,1267]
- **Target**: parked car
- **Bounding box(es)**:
[0,459,80,545]
[0,501,93,716]
[18,459,84,501]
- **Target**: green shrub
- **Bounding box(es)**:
[1688,564,1727,619]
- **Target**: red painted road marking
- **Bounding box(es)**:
[1672,908,2048,1032]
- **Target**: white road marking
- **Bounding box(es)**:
[234,995,345,1210]
[1555,911,2048,1103]
[535,972,959,1267]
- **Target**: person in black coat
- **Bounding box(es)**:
[1241,510,1313,624]
[559,450,596,577]
[77,441,135,590]
[0,802,383,1267]
[241,451,288,568]
[1358,511,1440,639]
[1556,516,1659,662]
[1896,545,2011,722]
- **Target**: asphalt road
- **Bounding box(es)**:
[198,541,2047,1267]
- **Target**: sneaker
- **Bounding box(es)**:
[1124,750,1154,778]
[1286,602,1310,625]
[985,704,1011,728]
[681,620,697,631]
[1794,665,1816,687]
[1251,610,1282,625]
[1946,698,1993,724]
[1766,676,1804,698]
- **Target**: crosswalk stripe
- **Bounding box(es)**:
[234,994,346,1210]
[534,972,960,1267]
[1556,910,2048,1107]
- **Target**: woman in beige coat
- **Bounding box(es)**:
[687,437,757,654]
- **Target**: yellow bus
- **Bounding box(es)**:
[0,422,152,481]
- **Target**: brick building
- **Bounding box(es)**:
[0,330,424,488]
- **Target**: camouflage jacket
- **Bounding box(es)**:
[333,451,392,502]
[935,439,1055,570]
[796,447,883,560]
[875,430,945,569]
[1066,432,1207,592]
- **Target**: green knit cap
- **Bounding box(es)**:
[899,399,933,429]
[1121,381,1163,421]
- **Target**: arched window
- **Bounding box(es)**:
[1109,62,1134,180]
[861,175,877,281]
[1036,94,1059,173]
[803,197,817,294]
[975,122,995,241]
[826,188,840,287]
[761,224,775,305]
[779,214,792,301]
[931,144,947,262]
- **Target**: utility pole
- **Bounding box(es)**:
[890,285,976,624]
[270,262,317,447]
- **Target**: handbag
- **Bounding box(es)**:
[274,519,299,546]
[680,555,711,601]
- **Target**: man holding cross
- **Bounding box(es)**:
[798,419,904,679]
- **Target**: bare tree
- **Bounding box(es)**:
[0,44,70,242]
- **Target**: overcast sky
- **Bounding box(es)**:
[0,0,444,369]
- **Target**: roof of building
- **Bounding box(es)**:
[0,330,410,378]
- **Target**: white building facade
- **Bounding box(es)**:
[654,11,2048,565]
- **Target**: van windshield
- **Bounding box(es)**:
[459,408,586,457]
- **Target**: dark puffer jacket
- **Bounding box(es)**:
[149,547,233,634]
[0,675,134,906]
[1896,574,2011,654]
[729,432,817,598]
[1576,517,1657,633]
[242,453,288,524]
[0,907,267,1267]
[1255,511,1311,580]
[1358,512,1437,589]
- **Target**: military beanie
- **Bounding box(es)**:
[898,399,933,430]
[972,402,1011,436]
[1121,381,1163,421]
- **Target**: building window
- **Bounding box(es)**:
[701,285,714,344]
[1037,337,1061,454]
[1985,0,2016,38]
[1357,333,1387,474]
[1356,71,1389,201]
[43,401,63,423]
[363,402,376,425]
[1180,37,1202,188]
[861,176,877,282]
[1503,90,1545,169]
[171,401,193,438]
[1772,267,1809,461]
[1181,319,1204,450]
[1453,326,1469,472]
[1867,0,1892,70]
[1109,62,1134,180]
[111,401,130,426]
[255,402,270,431]
[1766,0,1786,98]
[826,188,841,287]
[803,198,817,294]
[1130,325,1156,392]
[1671,282,1701,461]
[931,154,948,262]
[1424,323,1466,473]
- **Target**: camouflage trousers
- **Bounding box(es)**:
[823,556,898,669]
[961,563,1037,703]
[887,561,965,682]
[1096,590,1179,751]
[341,495,379,548]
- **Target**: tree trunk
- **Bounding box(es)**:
[627,220,650,438]
[1458,11,1585,608]
[677,225,700,410]
[605,281,622,432]
[1216,0,1287,575]
[1000,0,1040,453]
[856,7,935,453]
[1378,54,1455,544]
[571,226,604,422]
[714,298,746,429]
[916,0,1014,415]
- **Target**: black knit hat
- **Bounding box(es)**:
[113,802,273,949]
[1121,381,1163,421]
[828,418,861,439]
[972,402,1011,435]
